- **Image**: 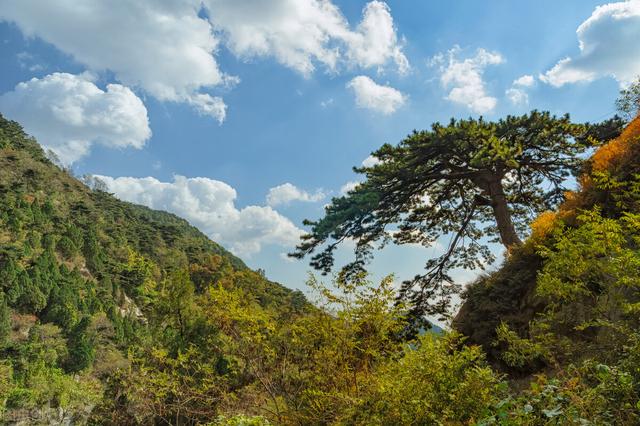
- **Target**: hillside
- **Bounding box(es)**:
[455,116,640,373]
[0,115,306,423]
[1,112,640,425]
[0,114,298,303]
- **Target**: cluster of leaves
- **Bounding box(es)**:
[100,270,504,425]
[468,116,640,423]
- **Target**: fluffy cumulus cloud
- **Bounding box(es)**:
[340,181,360,195]
[541,1,640,87]
[266,183,325,207]
[206,0,408,76]
[506,74,535,105]
[0,72,150,165]
[0,0,407,122]
[0,0,228,122]
[94,175,303,256]
[342,1,409,73]
[430,46,504,113]
[361,154,382,168]
[513,75,535,88]
[347,75,406,114]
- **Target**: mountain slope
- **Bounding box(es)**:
[454,115,640,373]
[0,114,304,423]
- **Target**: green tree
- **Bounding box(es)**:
[262,273,411,424]
[292,111,623,315]
[56,236,78,259]
[43,285,80,331]
[65,317,96,372]
[0,257,20,304]
[345,333,502,425]
[0,292,10,346]
[120,249,157,304]
[616,76,640,120]
[16,270,46,313]
[499,209,640,368]
[154,268,196,348]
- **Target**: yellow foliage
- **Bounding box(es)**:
[534,116,640,235]
[530,211,558,241]
[591,115,640,173]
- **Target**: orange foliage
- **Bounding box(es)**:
[557,116,640,222]
[524,118,640,246]
[590,115,640,173]
[530,211,558,241]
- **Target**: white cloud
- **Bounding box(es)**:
[206,0,408,76]
[430,46,504,113]
[347,75,406,114]
[343,1,409,73]
[361,154,381,167]
[0,72,150,165]
[95,175,303,256]
[340,181,360,195]
[0,0,229,122]
[266,183,325,206]
[540,1,640,87]
[16,51,44,72]
[513,74,535,87]
[506,74,536,105]
[185,93,227,124]
[1,1,408,122]
[506,88,528,105]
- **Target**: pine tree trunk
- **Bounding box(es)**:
[487,179,522,251]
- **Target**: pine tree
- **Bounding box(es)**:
[66,316,96,372]
[0,292,11,346]
[293,111,624,315]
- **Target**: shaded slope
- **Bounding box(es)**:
[454,115,640,372]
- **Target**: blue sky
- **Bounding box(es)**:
[0,0,638,304]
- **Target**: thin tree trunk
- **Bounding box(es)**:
[485,178,522,252]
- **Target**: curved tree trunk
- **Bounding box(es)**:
[478,176,522,252]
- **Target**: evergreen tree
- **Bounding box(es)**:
[16,270,46,313]
[292,111,624,315]
[616,76,640,120]
[0,257,20,304]
[66,316,96,372]
[155,268,195,348]
[0,292,11,346]
[56,235,78,259]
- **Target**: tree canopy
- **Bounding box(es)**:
[292,111,624,316]
[616,76,640,120]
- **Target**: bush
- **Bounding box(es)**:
[345,333,503,425]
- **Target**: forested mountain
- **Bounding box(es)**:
[0,115,306,423]
[2,111,640,425]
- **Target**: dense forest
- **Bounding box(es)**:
[1,95,640,425]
